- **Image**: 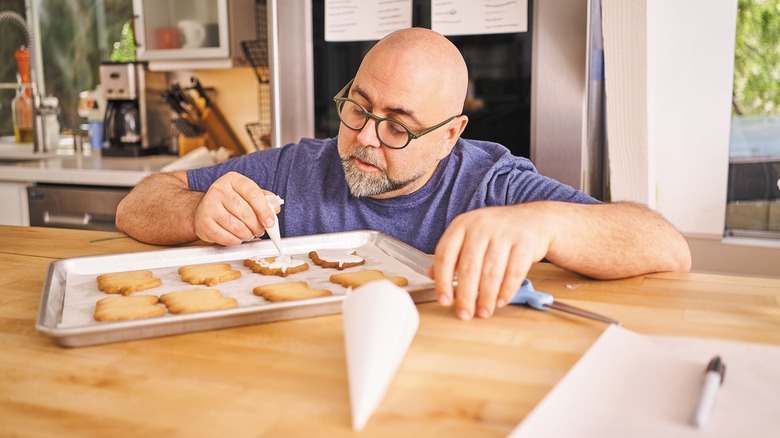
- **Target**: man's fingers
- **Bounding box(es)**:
[241,186,278,230]
[192,172,278,245]
[225,174,277,233]
[451,230,489,320]
[475,241,511,318]
[432,226,465,308]
[194,214,244,246]
[497,245,534,308]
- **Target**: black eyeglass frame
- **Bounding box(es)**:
[332,78,461,150]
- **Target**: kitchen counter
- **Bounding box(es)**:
[0,139,214,227]
[1,225,780,436]
[0,150,177,187]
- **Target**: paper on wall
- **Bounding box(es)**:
[432,0,528,36]
[325,0,412,42]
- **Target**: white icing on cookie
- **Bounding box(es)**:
[250,254,306,273]
[315,248,364,268]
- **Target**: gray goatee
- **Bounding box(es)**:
[341,147,415,197]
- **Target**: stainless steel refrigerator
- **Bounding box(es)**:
[266,0,604,198]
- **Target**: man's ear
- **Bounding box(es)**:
[439,115,469,158]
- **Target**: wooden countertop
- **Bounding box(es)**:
[1,225,779,436]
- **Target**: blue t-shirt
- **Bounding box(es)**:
[187,137,599,254]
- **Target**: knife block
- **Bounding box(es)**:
[200,107,247,157]
[178,134,208,157]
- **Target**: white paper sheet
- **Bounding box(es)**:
[510,325,780,437]
[431,0,528,36]
[325,0,412,42]
[342,279,419,431]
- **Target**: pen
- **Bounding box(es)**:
[692,355,726,427]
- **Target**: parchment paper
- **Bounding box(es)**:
[58,242,432,328]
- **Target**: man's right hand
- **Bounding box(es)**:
[193,171,278,246]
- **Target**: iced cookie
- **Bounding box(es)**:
[309,249,366,270]
[243,254,309,277]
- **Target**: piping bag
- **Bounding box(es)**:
[343,280,420,431]
[264,194,284,254]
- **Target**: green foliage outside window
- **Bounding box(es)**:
[37,0,133,130]
[733,0,780,116]
[1,0,132,135]
[0,0,27,136]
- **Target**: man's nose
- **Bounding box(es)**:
[355,118,382,148]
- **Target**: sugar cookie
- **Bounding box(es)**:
[244,254,309,277]
[308,249,366,270]
[94,295,165,322]
[329,270,408,288]
[160,289,238,314]
[97,270,163,296]
[253,282,333,302]
[178,263,241,286]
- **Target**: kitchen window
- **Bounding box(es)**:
[727,0,780,239]
[0,0,133,135]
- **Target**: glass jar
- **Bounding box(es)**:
[40,96,61,151]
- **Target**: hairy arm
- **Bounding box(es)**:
[116,171,202,244]
[431,201,691,320]
[116,171,277,246]
[543,201,691,278]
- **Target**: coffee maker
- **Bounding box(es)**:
[99,62,170,156]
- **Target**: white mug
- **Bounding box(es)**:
[178,20,206,49]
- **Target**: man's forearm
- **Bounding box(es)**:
[115,172,204,245]
[543,201,691,279]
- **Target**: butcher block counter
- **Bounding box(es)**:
[1,225,780,437]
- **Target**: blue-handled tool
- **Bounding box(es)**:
[510,279,620,325]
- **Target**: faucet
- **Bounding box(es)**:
[1,10,45,153]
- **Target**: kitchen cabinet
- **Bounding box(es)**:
[133,0,257,70]
[0,154,177,228]
[0,182,31,226]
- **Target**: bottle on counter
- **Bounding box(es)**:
[12,87,33,143]
[40,96,60,152]
[12,46,33,144]
[78,85,106,151]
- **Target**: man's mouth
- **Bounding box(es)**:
[352,157,380,173]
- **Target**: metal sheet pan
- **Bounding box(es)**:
[36,231,435,347]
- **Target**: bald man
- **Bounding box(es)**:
[116,28,691,320]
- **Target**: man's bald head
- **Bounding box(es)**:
[356,28,469,117]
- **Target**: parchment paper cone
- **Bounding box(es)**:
[342,279,420,431]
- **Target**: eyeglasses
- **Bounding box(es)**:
[333,79,460,150]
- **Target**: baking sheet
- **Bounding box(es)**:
[36,231,435,347]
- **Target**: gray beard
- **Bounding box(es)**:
[341,147,416,197]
